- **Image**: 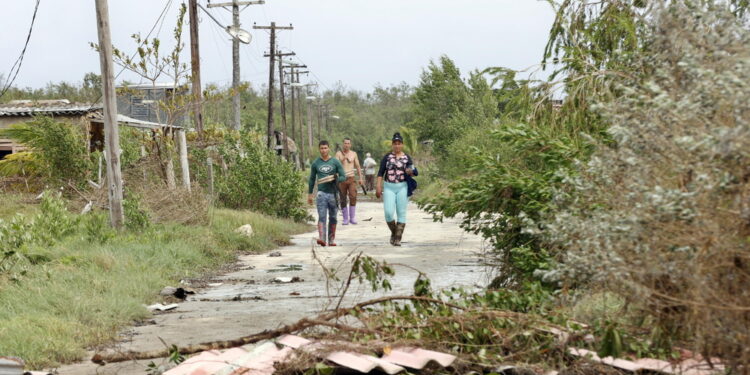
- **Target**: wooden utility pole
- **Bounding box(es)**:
[254,22,293,149]
[305,85,317,151]
[178,129,191,191]
[293,72,310,168]
[209,0,265,131]
[283,63,306,166]
[95,0,125,229]
[188,0,204,138]
[269,51,295,159]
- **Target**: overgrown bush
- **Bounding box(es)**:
[215,131,308,222]
[0,192,78,279]
[539,3,750,369]
[0,117,93,186]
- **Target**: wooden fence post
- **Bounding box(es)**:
[178,129,191,192]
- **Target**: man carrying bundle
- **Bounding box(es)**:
[308,140,346,246]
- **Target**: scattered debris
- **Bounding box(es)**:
[234,224,254,237]
[80,201,93,215]
[289,291,301,296]
[156,334,457,375]
[146,303,179,312]
[493,365,538,375]
[268,251,282,257]
[207,282,223,287]
[273,276,303,283]
[267,263,303,273]
[568,347,724,375]
[134,319,157,327]
[159,287,194,300]
[0,357,24,375]
[362,217,373,221]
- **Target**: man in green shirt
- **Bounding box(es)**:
[308,140,347,246]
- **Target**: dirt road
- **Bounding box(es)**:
[56,200,488,374]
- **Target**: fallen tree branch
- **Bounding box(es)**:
[92,295,463,363]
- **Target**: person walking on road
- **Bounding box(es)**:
[308,140,346,246]
[335,138,364,225]
[376,132,414,246]
[363,152,377,192]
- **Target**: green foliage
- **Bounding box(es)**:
[0,203,308,368]
[0,72,101,104]
[0,117,93,185]
[410,56,497,156]
[82,212,116,244]
[420,120,581,286]
[124,192,151,231]
[215,131,308,222]
[0,151,42,178]
[0,193,78,279]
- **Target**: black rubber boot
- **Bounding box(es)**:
[393,223,405,247]
[386,221,397,245]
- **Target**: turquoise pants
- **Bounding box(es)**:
[383,182,408,223]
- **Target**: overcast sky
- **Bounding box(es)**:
[1,0,556,94]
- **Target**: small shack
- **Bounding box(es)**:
[0,100,100,159]
[116,83,187,127]
[0,99,182,160]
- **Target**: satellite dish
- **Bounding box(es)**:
[227,26,252,44]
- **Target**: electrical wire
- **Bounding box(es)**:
[0,0,42,99]
[87,0,173,109]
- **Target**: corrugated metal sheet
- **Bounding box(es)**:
[568,347,725,375]
[164,334,457,375]
[0,103,100,117]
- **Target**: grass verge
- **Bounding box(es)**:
[0,205,309,368]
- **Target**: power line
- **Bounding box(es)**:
[87,0,173,109]
[0,0,42,99]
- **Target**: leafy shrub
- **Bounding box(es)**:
[0,117,93,185]
[420,122,580,287]
[540,3,750,369]
[123,192,151,231]
[215,131,308,222]
[0,192,78,279]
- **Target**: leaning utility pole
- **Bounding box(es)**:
[255,22,293,149]
[95,0,125,229]
[209,0,265,130]
[188,0,204,139]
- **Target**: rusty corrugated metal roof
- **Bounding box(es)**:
[163,334,457,375]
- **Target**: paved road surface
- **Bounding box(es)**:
[55,200,489,374]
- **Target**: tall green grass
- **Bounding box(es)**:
[0,207,309,368]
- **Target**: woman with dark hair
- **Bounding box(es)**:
[375,132,414,246]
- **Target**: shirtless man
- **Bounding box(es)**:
[335,138,364,225]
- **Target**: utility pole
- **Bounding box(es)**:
[317,99,323,141]
[208,0,265,131]
[95,0,125,229]
[293,72,310,169]
[268,51,295,159]
[254,22,293,149]
[284,64,306,167]
[304,83,317,155]
[188,0,204,139]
